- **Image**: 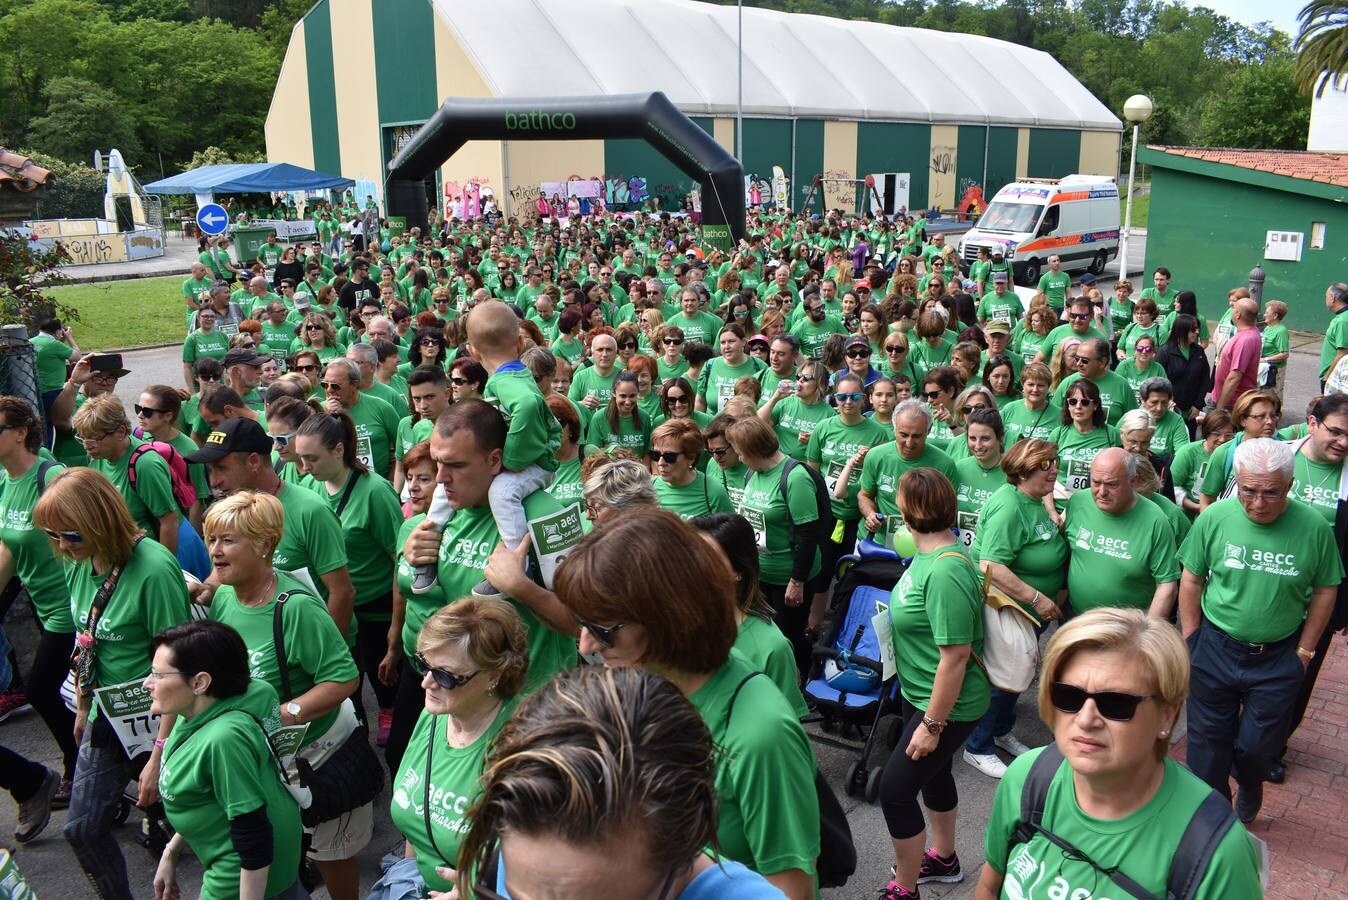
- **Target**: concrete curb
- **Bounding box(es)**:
[63,269,186,285]
[100,341,183,354]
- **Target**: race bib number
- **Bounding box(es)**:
[824,458,858,495]
[1065,459,1091,493]
[354,432,374,471]
[716,379,735,410]
[871,602,896,681]
[743,506,768,551]
[219,322,239,337]
[956,509,979,547]
[94,680,161,759]
[527,503,585,589]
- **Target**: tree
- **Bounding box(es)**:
[1296,1,1348,94]
[1193,58,1312,149]
[19,149,108,220]
[186,146,266,170]
[26,77,141,164]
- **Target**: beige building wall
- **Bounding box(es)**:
[328,0,382,195]
[821,120,858,209]
[1015,128,1031,179]
[713,118,735,155]
[264,24,314,170]
[432,13,503,212]
[929,124,958,209]
[503,141,605,217]
[1078,131,1121,177]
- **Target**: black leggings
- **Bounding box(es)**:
[384,657,425,775]
[353,594,398,710]
[763,578,824,679]
[880,699,979,840]
[30,625,77,779]
[820,518,859,595]
[0,744,46,801]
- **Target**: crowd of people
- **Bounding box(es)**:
[3,200,1344,900]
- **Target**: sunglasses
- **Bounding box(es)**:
[320,381,345,391]
[295,364,318,373]
[134,404,165,417]
[708,445,729,457]
[648,450,682,464]
[305,324,324,331]
[1050,682,1156,721]
[663,338,684,346]
[271,432,295,448]
[798,375,816,383]
[1069,313,1091,320]
[885,345,907,354]
[451,377,470,387]
[845,348,870,359]
[618,341,637,350]
[961,404,984,415]
[1072,355,1096,365]
[1136,345,1155,353]
[411,652,480,690]
[573,613,627,649]
[666,394,690,404]
[43,529,83,543]
[836,391,864,404]
[922,390,943,400]
[1067,397,1094,407]
[419,338,442,346]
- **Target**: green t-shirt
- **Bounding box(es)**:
[954,456,1008,549]
[706,457,752,509]
[93,436,180,539]
[859,441,959,522]
[1108,296,1136,335]
[1117,359,1167,399]
[977,290,1021,326]
[567,366,619,408]
[807,416,890,520]
[396,415,435,460]
[583,411,651,457]
[1036,270,1071,310]
[687,651,819,878]
[984,750,1261,900]
[653,471,734,519]
[181,328,231,365]
[69,538,191,718]
[158,681,302,900]
[30,332,73,393]
[699,356,766,414]
[657,355,690,382]
[1148,410,1190,459]
[911,335,954,372]
[737,457,822,586]
[1000,400,1061,445]
[208,574,358,743]
[768,397,836,462]
[346,392,401,480]
[789,314,845,359]
[322,470,400,612]
[1197,439,1238,500]
[271,480,349,612]
[395,515,447,660]
[1171,439,1214,512]
[1064,491,1179,613]
[1053,371,1136,426]
[1118,321,1163,359]
[366,380,410,420]
[1041,323,1106,361]
[545,455,584,509]
[732,617,808,720]
[1015,329,1052,367]
[389,703,515,893]
[1050,423,1120,499]
[484,366,562,473]
[0,459,73,631]
[890,546,989,721]
[971,483,1067,611]
[1178,497,1343,642]
[668,311,725,346]
[1289,451,1343,522]
[551,335,585,367]
[1261,322,1289,369]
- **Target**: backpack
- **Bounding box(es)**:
[726,672,856,888]
[777,458,832,553]
[1009,744,1238,900]
[128,441,196,513]
[34,458,58,496]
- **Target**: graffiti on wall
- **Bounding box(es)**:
[60,237,126,265]
[930,147,954,175]
[821,169,856,212]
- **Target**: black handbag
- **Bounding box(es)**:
[272,589,384,828]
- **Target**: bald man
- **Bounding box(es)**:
[1210,298,1262,411]
[1063,447,1179,617]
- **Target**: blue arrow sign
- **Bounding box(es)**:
[196,203,229,236]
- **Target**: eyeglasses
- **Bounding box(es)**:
[1067,397,1094,407]
[1072,355,1095,365]
[648,450,682,464]
[708,445,729,458]
[885,345,907,354]
[600,271,612,277]
[411,652,480,690]
[305,324,324,332]
[271,431,295,448]
[320,381,345,392]
[618,341,637,350]
[836,391,864,404]
[961,404,984,415]
[134,404,165,417]
[146,670,187,682]
[418,338,442,346]
[573,613,627,649]
[1069,313,1091,321]
[845,348,870,359]
[922,390,943,400]
[1236,485,1286,503]
[295,364,318,373]
[1050,682,1156,722]
[797,375,816,383]
[43,529,83,543]
[665,393,689,404]
[663,338,684,346]
[1135,345,1155,353]
[78,428,119,445]
[451,377,470,387]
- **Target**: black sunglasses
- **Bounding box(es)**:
[845,348,870,359]
[134,404,165,417]
[411,652,480,690]
[922,390,943,400]
[1050,682,1156,721]
[885,345,907,353]
[618,341,637,350]
[663,338,684,346]
[648,450,682,464]
[573,613,626,649]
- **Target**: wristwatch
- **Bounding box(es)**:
[921,715,946,735]
[285,702,302,722]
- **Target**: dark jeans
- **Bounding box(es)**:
[0,744,47,801]
[880,699,979,839]
[30,624,77,778]
[41,388,62,449]
[384,656,425,776]
[65,722,142,900]
[1186,619,1303,799]
[354,594,398,710]
[964,688,1020,755]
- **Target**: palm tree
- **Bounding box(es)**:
[1296,1,1348,95]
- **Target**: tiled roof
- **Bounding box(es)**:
[0,148,54,193]
[1147,145,1348,189]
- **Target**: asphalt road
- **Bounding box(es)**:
[0,318,1329,899]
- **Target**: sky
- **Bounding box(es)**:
[1178,0,1301,38]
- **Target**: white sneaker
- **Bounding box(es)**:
[994,733,1034,757]
[963,749,1007,779]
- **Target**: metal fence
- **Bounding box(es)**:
[0,325,43,426]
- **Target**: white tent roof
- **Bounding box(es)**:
[433,0,1121,131]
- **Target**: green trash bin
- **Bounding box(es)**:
[232,227,273,266]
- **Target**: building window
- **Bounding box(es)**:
[1312,221,1327,250]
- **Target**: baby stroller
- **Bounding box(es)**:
[804,549,906,803]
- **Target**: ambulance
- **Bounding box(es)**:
[958,175,1120,286]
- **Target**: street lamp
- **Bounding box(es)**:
[1117,94,1153,283]
[736,0,744,166]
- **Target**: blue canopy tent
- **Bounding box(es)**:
[142,162,354,194]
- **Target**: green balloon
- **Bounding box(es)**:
[893,525,917,557]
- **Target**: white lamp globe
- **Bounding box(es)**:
[1123,95,1153,124]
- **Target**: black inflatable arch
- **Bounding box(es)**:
[385,92,745,248]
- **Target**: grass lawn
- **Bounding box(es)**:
[48,275,185,351]
[1120,191,1149,229]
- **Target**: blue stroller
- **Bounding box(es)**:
[804,550,906,803]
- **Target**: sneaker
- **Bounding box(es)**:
[1236,782,1263,824]
[14,767,58,844]
[878,880,919,899]
[471,579,505,601]
[376,709,393,748]
[410,564,439,595]
[917,849,963,885]
[52,775,72,810]
[0,690,32,722]
[963,748,1007,779]
[994,733,1034,757]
